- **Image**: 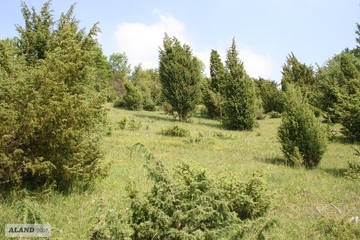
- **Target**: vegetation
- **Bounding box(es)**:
[221,39,256,130]
[278,84,327,168]
[2,1,360,239]
[159,34,202,122]
[0,1,108,193]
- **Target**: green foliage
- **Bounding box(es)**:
[159,33,202,122]
[345,149,360,180]
[268,111,282,119]
[202,50,226,119]
[117,116,142,131]
[254,78,283,113]
[120,144,275,239]
[336,94,360,141]
[0,1,109,193]
[202,81,222,119]
[131,65,161,111]
[161,125,190,137]
[14,198,47,224]
[122,81,143,110]
[108,52,131,75]
[88,199,133,240]
[221,38,256,130]
[277,84,327,168]
[313,216,360,239]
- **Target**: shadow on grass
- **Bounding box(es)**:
[321,167,348,178]
[133,112,176,123]
[258,156,289,166]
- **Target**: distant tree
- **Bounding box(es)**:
[108,52,131,75]
[221,38,256,130]
[122,81,143,110]
[281,53,321,116]
[159,34,202,122]
[202,50,225,119]
[254,78,283,113]
[0,1,108,192]
[278,84,327,168]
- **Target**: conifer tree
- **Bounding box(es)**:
[159,34,201,122]
[221,38,256,130]
[278,84,327,168]
[202,50,225,119]
[0,1,108,192]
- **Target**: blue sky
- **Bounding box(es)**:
[0,0,358,82]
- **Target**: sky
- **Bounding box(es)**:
[0,0,359,83]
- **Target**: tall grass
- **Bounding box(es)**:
[1,104,359,239]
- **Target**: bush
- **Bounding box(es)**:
[268,111,282,119]
[337,94,360,142]
[345,149,360,180]
[102,143,276,239]
[278,84,327,168]
[313,216,360,239]
[161,125,190,137]
[123,82,143,110]
[0,4,109,193]
[117,116,142,131]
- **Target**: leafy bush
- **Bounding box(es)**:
[161,125,190,137]
[278,84,327,168]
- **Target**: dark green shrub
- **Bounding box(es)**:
[117,116,141,131]
[313,216,360,239]
[0,3,109,193]
[278,84,327,168]
[123,82,143,110]
[161,125,190,137]
[119,143,276,239]
[268,111,282,118]
[345,149,360,180]
[113,97,124,108]
[337,94,360,142]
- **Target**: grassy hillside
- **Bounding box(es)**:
[1,104,359,239]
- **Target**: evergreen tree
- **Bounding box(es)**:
[254,78,283,113]
[202,50,225,119]
[0,1,108,192]
[278,84,327,168]
[159,34,201,122]
[221,38,256,130]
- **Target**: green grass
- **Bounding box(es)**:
[1,104,359,239]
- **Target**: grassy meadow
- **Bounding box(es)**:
[1,104,360,239]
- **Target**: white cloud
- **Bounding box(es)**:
[115,10,188,69]
[238,48,274,79]
[115,10,274,79]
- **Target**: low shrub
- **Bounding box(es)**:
[89,143,275,239]
[268,111,282,119]
[161,125,190,137]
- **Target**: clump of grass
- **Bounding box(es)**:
[160,125,190,137]
[213,131,236,140]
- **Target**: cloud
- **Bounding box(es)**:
[115,10,188,69]
[115,10,274,79]
[238,48,274,79]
